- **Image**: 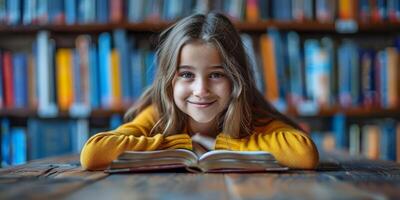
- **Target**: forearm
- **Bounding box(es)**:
[80,132,164,170]
[246,130,319,169]
[80,132,193,170]
[216,129,319,169]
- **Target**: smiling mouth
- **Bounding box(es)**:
[187,100,216,108]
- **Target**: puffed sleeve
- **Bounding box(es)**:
[215,121,319,169]
[80,106,192,170]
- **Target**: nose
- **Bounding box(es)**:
[193,78,210,97]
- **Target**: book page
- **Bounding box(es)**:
[199,150,276,162]
[197,150,288,172]
[117,149,198,163]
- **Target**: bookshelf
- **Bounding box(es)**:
[1,0,400,167]
[2,21,400,34]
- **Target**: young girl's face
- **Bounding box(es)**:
[173,41,231,124]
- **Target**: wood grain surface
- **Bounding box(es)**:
[0,152,399,200]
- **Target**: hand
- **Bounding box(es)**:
[191,133,215,150]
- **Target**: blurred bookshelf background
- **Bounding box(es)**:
[0,0,400,167]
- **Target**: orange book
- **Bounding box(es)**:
[27,54,38,108]
[338,0,356,20]
[56,48,74,111]
[362,125,380,160]
[386,47,398,108]
[259,34,279,102]
[110,49,122,108]
[246,0,260,23]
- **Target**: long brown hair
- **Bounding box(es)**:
[124,12,303,138]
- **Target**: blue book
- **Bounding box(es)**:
[98,32,112,108]
[321,37,335,106]
[377,50,388,108]
[145,51,156,87]
[1,118,11,166]
[360,50,376,106]
[131,49,144,101]
[127,0,145,22]
[113,29,132,105]
[79,0,96,23]
[23,0,33,24]
[379,119,396,161]
[89,44,100,109]
[286,31,303,104]
[11,127,27,165]
[48,0,64,24]
[267,28,287,111]
[36,0,48,24]
[332,113,347,149]
[6,0,21,25]
[27,119,78,159]
[338,41,358,107]
[0,0,6,23]
[65,0,76,24]
[304,39,324,103]
[96,0,109,23]
[13,53,28,108]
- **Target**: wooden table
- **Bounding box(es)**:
[1,151,400,200]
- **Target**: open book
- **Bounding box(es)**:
[105,149,288,173]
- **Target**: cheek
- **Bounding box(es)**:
[173,81,190,103]
[217,80,232,100]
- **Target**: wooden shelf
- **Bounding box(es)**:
[0,108,126,118]
[1,21,400,34]
[1,106,399,118]
[289,106,400,118]
[0,108,37,118]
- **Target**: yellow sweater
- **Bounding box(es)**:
[81,106,319,170]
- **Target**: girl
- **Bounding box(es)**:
[81,12,319,170]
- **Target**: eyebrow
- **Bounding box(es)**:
[178,65,224,70]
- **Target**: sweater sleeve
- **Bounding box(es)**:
[215,121,319,170]
[80,106,192,170]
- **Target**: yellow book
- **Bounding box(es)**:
[56,48,74,111]
[259,34,279,102]
[110,49,122,108]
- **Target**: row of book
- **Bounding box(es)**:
[0,0,198,25]
[0,29,399,116]
[311,116,400,162]
[0,30,156,117]
[216,0,400,23]
[0,115,123,166]
[249,29,399,114]
[1,0,400,25]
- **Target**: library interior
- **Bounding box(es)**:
[0,0,400,199]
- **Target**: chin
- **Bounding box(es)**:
[190,115,216,123]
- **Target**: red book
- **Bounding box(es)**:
[2,52,14,108]
[110,0,123,23]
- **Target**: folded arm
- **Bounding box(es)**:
[80,106,192,170]
[215,122,319,169]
